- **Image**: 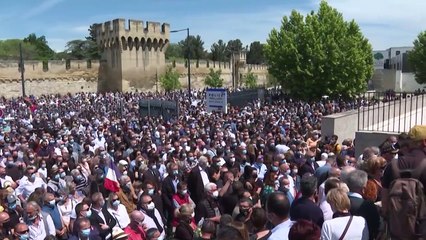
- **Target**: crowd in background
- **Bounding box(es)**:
[0,90,424,240]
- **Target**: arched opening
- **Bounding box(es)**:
[141,38,146,51]
[153,38,158,52]
[134,37,140,51]
[159,39,164,51]
[128,37,133,50]
[147,38,152,51]
[121,36,127,50]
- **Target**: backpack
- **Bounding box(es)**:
[387,159,426,239]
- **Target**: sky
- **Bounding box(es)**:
[0,0,425,52]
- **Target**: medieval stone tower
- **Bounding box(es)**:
[94,19,170,92]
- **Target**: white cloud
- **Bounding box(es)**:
[22,0,64,20]
[71,25,89,34]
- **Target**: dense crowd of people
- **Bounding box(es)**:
[0,90,424,240]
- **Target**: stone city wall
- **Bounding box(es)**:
[0,60,268,97]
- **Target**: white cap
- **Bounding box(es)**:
[119,160,128,166]
[321,153,328,160]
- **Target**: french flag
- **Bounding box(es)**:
[104,160,122,192]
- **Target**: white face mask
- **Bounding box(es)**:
[191,212,195,218]
[286,169,291,175]
[212,190,219,198]
[147,202,155,210]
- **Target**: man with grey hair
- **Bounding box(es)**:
[344,170,380,239]
[188,156,211,205]
[195,183,222,224]
[117,175,137,214]
[25,201,56,240]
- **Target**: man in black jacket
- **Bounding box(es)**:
[89,192,116,240]
[161,162,181,225]
[344,170,380,240]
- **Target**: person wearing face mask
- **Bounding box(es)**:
[117,175,137,214]
[70,169,89,194]
[171,182,196,229]
[225,153,238,169]
[0,212,12,239]
[25,201,56,240]
[175,204,197,240]
[72,202,93,236]
[0,163,17,189]
[234,198,254,233]
[15,167,46,203]
[139,194,165,239]
[141,160,161,188]
[123,211,147,240]
[194,183,222,224]
[13,223,30,240]
[69,218,102,240]
[188,156,210,205]
[4,194,24,231]
[252,156,268,181]
[37,160,48,179]
[47,166,66,197]
[299,151,319,177]
[107,192,130,229]
[89,193,116,240]
[161,162,182,226]
[41,193,67,239]
[143,181,164,219]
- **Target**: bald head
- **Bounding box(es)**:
[14,223,28,237]
[0,212,9,223]
[328,167,341,178]
[130,210,144,223]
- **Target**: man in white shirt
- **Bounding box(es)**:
[266,192,293,240]
[16,167,46,202]
[140,194,165,239]
[26,201,56,240]
[107,193,130,229]
[252,156,268,181]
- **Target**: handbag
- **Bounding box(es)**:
[339,215,353,240]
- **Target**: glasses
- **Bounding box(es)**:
[17,229,29,234]
[143,200,152,205]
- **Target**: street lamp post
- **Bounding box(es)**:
[170,28,191,99]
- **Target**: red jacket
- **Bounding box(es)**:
[124,223,146,240]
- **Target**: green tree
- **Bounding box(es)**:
[178,35,205,60]
[84,24,101,59]
[23,33,55,60]
[165,43,183,60]
[408,31,426,84]
[0,39,38,60]
[246,41,265,64]
[65,40,95,60]
[244,71,258,89]
[210,39,227,62]
[264,1,373,100]
[204,69,224,87]
[226,39,243,60]
[160,67,181,92]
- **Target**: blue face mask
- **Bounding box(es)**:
[81,228,91,237]
[242,150,247,155]
[272,166,279,172]
[9,203,16,210]
[19,233,29,240]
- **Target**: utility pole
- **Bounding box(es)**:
[19,43,26,97]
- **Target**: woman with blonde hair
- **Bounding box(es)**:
[321,188,369,240]
[174,203,197,240]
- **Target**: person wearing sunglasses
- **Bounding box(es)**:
[13,223,29,240]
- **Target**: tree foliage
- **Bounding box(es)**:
[160,67,181,92]
[165,43,183,60]
[247,41,265,64]
[264,1,373,100]
[23,33,55,60]
[244,71,258,89]
[0,39,38,60]
[64,39,100,60]
[210,39,227,62]
[178,35,205,60]
[204,69,224,87]
[226,39,243,60]
[408,31,426,84]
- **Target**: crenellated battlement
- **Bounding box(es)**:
[95,18,170,51]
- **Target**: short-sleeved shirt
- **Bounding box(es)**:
[382,148,426,189]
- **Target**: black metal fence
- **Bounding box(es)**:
[139,99,179,121]
[228,88,266,107]
[357,91,426,133]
